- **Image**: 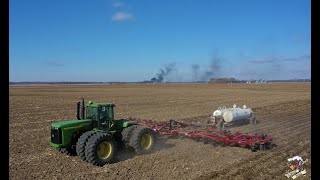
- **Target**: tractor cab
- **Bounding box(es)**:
[76,98,115,131]
[84,101,115,131]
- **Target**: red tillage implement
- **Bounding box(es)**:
[125,118,273,152]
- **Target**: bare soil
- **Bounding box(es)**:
[9,83,311,179]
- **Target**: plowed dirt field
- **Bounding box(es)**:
[9,83,311,179]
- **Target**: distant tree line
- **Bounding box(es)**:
[9,78,310,85]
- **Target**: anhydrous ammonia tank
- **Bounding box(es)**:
[222,107,254,123]
[210,104,255,130]
[212,106,228,116]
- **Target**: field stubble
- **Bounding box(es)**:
[9,83,311,179]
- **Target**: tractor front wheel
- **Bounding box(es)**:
[85,133,116,166]
[56,147,77,156]
[76,131,97,161]
[129,126,155,154]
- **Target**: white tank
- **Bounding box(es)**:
[212,105,240,117]
[212,106,228,116]
[222,108,253,123]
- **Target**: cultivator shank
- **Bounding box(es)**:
[125,118,272,151]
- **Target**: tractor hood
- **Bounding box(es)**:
[51,119,92,129]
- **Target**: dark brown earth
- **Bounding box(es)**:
[9,83,311,179]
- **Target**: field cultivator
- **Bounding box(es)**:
[125,118,273,152]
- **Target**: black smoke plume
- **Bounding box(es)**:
[151,63,176,83]
[201,56,222,81]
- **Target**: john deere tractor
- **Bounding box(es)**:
[50,98,155,166]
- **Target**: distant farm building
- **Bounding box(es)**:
[208,78,246,83]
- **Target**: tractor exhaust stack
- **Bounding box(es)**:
[76,102,81,120]
[81,98,85,119]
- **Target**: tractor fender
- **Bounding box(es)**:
[122,121,138,128]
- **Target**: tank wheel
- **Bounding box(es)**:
[216,120,224,130]
[250,116,256,124]
[76,131,97,161]
[85,133,117,166]
[129,126,155,154]
[121,125,138,148]
[56,147,77,156]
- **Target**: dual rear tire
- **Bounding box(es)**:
[129,126,155,154]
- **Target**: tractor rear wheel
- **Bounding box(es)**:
[85,133,116,166]
[129,126,155,154]
[76,131,97,161]
[121,125,138,148]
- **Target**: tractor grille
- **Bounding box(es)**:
[51,127,62,144]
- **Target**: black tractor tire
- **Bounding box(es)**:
[216,120,224,131]
[129,126,156,154]
[56,147,77,156]
[85,133,117,166]
[76,131,97,161]
[121,125,138,148]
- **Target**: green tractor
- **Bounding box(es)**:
[50,98,156,166]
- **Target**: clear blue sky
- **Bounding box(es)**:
[9,0,311,82]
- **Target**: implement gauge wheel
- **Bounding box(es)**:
[129,126,155,154]
[260,144,266,151]
[216,120,224,131]
[85,133,116,166]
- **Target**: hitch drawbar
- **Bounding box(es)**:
[125,118,273,151]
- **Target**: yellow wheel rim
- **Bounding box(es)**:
[97,142,112,159]
[140,134,152,149]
